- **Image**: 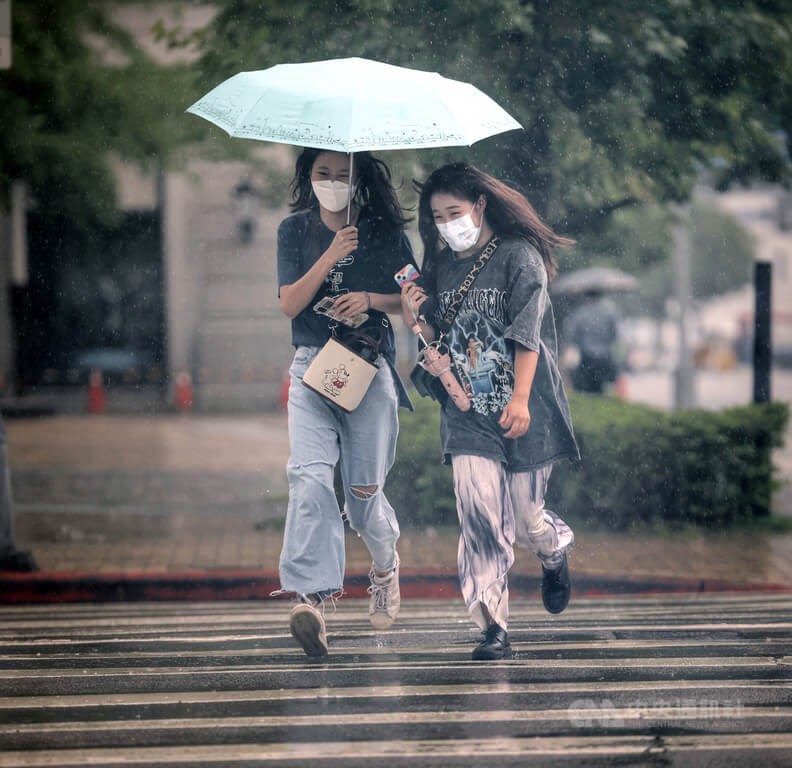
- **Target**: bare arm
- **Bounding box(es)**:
[399,282,436,343]
[331,290,403,321]
[499,344,539,439]
[370,293,403,314]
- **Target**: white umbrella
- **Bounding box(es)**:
[187,57,522,153]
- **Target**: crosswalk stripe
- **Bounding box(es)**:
[2,734,792,767]
[0,595,790,766]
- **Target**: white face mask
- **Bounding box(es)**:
[311,180,355,212]
[436,206,482,252]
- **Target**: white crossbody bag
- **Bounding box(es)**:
[302,336,379,412]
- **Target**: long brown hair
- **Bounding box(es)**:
[416,162,572,280]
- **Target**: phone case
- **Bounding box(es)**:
[394,264,420,286]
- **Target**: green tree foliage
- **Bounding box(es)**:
[569,199,754,308]
[193,0,792,234]
[689,200,755,299]
[0,0,202,228]
[567,204,673,274]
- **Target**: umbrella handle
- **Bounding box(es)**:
[346,152,354,226]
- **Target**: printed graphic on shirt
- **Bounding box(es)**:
[326,254,355,294]
[438,288,514,415]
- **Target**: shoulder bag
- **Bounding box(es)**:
[302,327,383,413]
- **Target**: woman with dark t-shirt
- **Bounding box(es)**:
[401,163,579,661]
[276,148,416,657]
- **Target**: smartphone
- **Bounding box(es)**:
[313,296,369,328]
[394,264,420,286]
[313,296,337,315]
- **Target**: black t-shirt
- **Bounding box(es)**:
[277,208,415,361]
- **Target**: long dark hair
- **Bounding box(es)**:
[289,148,410,230]
[416,162,572,280]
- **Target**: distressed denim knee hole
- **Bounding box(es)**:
[350,484,378,500]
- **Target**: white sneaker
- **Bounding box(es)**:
[367,553,401,630]
[289,602,329,657]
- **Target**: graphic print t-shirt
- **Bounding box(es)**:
[427,238,547,415]
[424,237,579,470]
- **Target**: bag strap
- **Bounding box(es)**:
[436,236,501,339]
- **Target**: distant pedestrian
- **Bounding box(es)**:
[274,148,416,657]
[565,289,620,394]
[0,415,38,572]
[401,162,579,661]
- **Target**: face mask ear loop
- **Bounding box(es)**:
[346,152,355,226]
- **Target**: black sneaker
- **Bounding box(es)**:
[472,623,512,661]
[541,551,571,614]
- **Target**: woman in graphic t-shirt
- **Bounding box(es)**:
[401,162,580,661]
[276,148,416,657]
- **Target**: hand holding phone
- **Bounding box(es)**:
[313,295,369,328]
[394,264,420,286]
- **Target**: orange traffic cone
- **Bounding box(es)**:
[175,371,193,412]
[614,372,628,400]
[87,369,106,414]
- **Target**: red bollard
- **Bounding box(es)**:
[175,371,193,412]
[87,369,106,414]
[614,372,628,400]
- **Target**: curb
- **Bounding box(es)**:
[1,569,791,603]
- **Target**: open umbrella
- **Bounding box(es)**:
[187,57,522,221]
[552,267,640,296]
[187,57,522,153]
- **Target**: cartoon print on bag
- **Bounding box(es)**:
[322,365,350,397]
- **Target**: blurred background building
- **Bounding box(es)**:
[1,4,297,411]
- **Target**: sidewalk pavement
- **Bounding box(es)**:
[3,411,792,601]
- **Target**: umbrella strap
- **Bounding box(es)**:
[436,235,501,344]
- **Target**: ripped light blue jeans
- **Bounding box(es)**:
[278,345,401,599]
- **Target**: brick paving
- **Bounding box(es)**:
[4,413,792,589]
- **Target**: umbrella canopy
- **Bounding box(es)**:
[552,267,640,296]
[186,57,522,152]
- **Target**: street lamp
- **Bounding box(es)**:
[231,177,261,245]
